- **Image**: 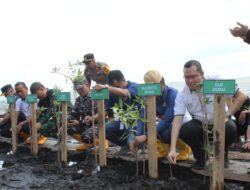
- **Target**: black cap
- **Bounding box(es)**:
[83,53,94,63]
[1,84,13,94]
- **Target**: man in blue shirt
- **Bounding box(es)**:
[132,70,191,152]
[86,70,144,149]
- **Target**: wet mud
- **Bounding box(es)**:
[0,142,249,190]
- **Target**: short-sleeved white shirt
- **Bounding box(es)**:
[15,98,32,118]
[174,75,237,124]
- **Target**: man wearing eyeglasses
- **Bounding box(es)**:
[167,60,247,170]
[83,53,110,85]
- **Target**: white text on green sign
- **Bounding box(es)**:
[91,88,109,100]
[138,83,162,96]
[56,92,71,102]
[203,80,235,94]
[26,94,38,103]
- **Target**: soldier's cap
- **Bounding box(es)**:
[144,70,163,83]
[73,78,89,91]
[1,84,13,94]
[82,53,94,63]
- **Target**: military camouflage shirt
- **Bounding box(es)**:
[84,62,110,84]
[68,93,97,128]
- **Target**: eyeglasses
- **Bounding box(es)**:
[183,74,200,81]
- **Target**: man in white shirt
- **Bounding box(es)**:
[15,82,32,136]
[167,60,247,169]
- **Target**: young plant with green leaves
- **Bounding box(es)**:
[112,95,146,143]
[51,61,83,83]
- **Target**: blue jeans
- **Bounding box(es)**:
[157,122,172,144]
[106,120,144,146]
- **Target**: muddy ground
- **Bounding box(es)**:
[0,142,249,190]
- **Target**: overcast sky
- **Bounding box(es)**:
[0,0,250,91]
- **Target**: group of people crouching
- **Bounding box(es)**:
[0,53,250,171]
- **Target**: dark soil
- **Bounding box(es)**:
[0,142,249,190]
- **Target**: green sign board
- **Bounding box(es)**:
[138,83,162,97]
[90,88,109,100]
[7,96,15,104]
[56,92,71,102]
[26,94,38,103]
[203,80,236,94]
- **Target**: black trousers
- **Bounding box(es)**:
[0,112,27,138]
[233,97,250,137]
[179,119,236,162]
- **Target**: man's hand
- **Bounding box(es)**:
[242,141,250,150]
[230,22,249,40]
[84,116,93,125]
[67,120,80,128]
[15,122,25,134]
[167,150,179,165]
[93,84,106,91]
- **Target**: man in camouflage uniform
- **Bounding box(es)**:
[30,82,59,139]
[83,53,110,85]
[68,78,98,150]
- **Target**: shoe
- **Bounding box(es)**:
[76,143,93,151]
[38,136,47,145]
[95,138,109,149]
[25,135,47,145]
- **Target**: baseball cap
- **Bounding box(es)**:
[144,70,163,83]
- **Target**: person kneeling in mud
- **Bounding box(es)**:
[68,78,98,151]
[131,70,192,160]
[85,70,145,154]
[28,82,61,144]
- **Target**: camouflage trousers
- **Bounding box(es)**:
[39,119,58,138]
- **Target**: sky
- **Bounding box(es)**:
[0,0,250,92]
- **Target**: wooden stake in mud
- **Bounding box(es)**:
[26,94,38,155]
[212,95,225,190]
[138,83,162,179]
[145,96,158,178]
[98,100,106,166]
[203,80,236,190]
[56,92,70,165]
[7,96,17,154]
[61,101,68,164]
[90,88,109,167]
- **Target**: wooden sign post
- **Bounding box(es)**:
[7,96,17,154]
[90,88,109,167]
[203,80,235,190]
[138,83,162,179]
[56,92,71,165]
[26,94,38,155]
